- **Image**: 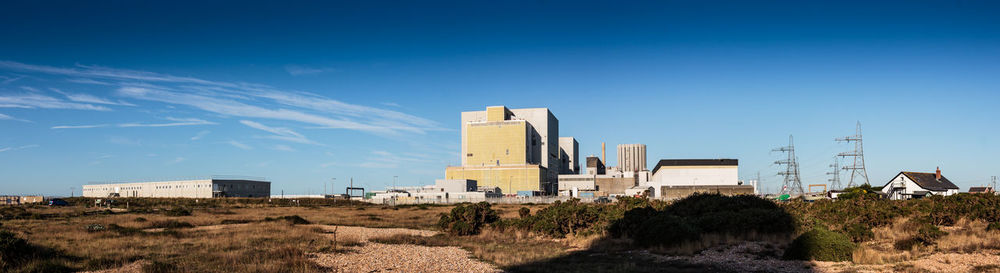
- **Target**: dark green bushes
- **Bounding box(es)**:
[783,227,856,261]
[162,206,191,217]
[264,215,311,225]
[148,220,194,229]
[609,194,795,249]
[518,207,531,218]
[437,202,499,235]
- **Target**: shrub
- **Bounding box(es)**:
[133,217,147,222]
[162,206,192,217]
[437,202,499,236]
[264,215,310,225]
[518,207,531,218]
[85,224,107,232]
[524,199,604,237]
[148,220,194,229]
[631,214,701,248]
[837,184,883,200]
[988,222,1000,232]
[841,223,875,242]
[783,227,856,261]
[1,230,32,269]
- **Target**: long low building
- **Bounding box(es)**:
[83,177,270,198]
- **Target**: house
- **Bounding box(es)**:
[880,167,960,200]
[969,187,995,194]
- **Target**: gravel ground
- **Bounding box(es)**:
[646,242,819,273]
[308,224,503,273]
[312,242,503,273]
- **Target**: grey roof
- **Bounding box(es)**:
[652,159,738,174]
[883,171,960,191]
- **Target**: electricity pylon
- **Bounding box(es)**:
[827,158,842,190]
[837,121,870,187]
[774,135,804,195]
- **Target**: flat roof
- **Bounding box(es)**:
[652,159,738,174]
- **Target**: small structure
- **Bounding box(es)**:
[969,186,995,194]
[880,167,960,200]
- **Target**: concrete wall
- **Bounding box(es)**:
[557,174,597,191]
[445,165,544,194]
[559,137,579,174]
[435,179,477,193]
[617,144,647,172]
[83,179,269,198]
[465,120,530,166]
[659,185,755,200]
[596,174,637,197]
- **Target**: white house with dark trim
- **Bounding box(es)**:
[880,167,959,200]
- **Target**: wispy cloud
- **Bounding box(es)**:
[381,102,400,107]
[190,130,210,141]
[0,60,443,136]
[52,124,110,129]
[118,117,216,127]
[284,65,337,76]
[227,140,252,150]
[0,113,30,122]
[273,144,295,151]
[0,144,39,153]
[66,78,111,85]
[52,117,216,129]
[167,157,185,164]
[239,120,316,144]
[50,88,135,106]
[1,75,23,84]
[0,93,111,111]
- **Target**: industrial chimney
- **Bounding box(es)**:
[936,167,941,180]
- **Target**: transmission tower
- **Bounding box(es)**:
[826,158,842,190]
[837,121,870,187]
[773,135,804,195]
[992,176,998,192]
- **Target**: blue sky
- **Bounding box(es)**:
[1,1,998,195]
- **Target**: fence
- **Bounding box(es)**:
[369,196,607,206]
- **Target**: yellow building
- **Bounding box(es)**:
[446,106,560,194]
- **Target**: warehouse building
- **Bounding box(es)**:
[83,177,270,198]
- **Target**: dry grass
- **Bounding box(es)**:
[936,218,1000,253]
[0,203,551,272]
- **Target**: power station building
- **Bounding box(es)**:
[445,106,574,195]
[82,177,271,198]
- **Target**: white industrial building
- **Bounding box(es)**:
[368,179,502,204]
[881,168,960,200]
[646,159,741,198]
[83,177,270,198]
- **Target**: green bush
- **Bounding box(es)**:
[1,230,32,269]
[264,215,310,225]
[783,227,856,261]
[162,206,192,217]
[841,223,875,242]
[631,214,701,248]
[609,194,795,249]
[988,222,1000,232]
[437,202,499,236]
[518,207,531,218]
[148,220,195,229]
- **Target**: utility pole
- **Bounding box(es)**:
[827,158,842,190]
[773,135,804,195]
[837,121,870,187]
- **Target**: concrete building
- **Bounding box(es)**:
[617,144,647,172]
[647,159,743,198]
[83,177,270,198]
[446,106,562,194]
[881,168,960,200]
[559,137,579,174]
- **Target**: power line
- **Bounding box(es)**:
[837,121,870,187]
[773,135,804,195]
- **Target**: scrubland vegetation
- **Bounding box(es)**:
[2,191,1000,272]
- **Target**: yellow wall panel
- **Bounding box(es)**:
[465,122,527,166]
